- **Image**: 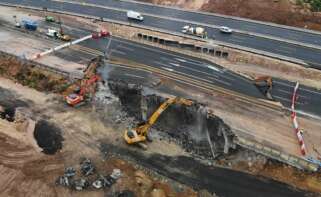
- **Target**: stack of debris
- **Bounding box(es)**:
[56,157,122,191]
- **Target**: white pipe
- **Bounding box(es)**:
[30,34,93,60]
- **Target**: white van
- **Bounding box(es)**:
[127,11,144,21]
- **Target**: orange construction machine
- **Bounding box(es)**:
[65,57,102,107]
[65,75,100,106]
[254,76,273,100]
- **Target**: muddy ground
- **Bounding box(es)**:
[0,55,319,196]
[138,0,321,31]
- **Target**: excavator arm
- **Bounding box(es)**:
[124,97,193,146]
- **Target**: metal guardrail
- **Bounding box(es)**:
[0,2,309,67]
[235,136,319,172]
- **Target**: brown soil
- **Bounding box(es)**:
[0,52,68,93]
[139,0,321,31]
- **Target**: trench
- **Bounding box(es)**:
[33,120,64,155]
[108,80,236,159]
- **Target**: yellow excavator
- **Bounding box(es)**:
[124,97,193,148]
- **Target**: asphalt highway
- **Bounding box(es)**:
[80,0,321,47]
[76,35,321,117]
[2,0,321,69]
[38,19,321,117]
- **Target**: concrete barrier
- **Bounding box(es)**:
[137,33,229,59]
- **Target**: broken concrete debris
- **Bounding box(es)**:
[56,176,71,187]
[56,157,121,191]
[107,80,236,160]
[64,167,76,177]
[110,168,122,180]
[73,178,90,191]
[92,174,115,189]
[80,158,95,176]
[0,105,16,122]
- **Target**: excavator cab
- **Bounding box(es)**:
[254,76,274,100]
[124,128,146,144]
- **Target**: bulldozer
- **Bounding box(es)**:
[124,97,193,149]
[254,76,273,100]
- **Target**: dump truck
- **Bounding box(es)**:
[46,28,71,41]
[21,19,38,31]
[182,25,207,38]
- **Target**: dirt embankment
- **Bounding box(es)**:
[139,0,321,31]
[0,52,68,93]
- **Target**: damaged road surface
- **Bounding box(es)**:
[101,143,310,197]
[102,81,315,197]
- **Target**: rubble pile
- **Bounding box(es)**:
[106,80,236,160]
[0,105,15,122]
[56,158,122,191]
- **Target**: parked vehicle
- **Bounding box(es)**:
[219,26,233,34]
[45,16,55,22]
[21,19,38,31]
[127,11,144,21]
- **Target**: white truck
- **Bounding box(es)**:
[182,25,207,38]
[127,11,144,21]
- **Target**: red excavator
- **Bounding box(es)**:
[65,57,101,107]
[65,75,100,106]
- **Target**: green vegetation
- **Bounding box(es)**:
[297,0,321,11]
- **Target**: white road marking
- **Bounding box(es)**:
[115,38,207,65]
[275,48,292,55]
[170,62,181,67]
[273,95,292,103]
[125,73,145,79]
[228,38,245,43]
[274,80,321,96]
[277,89,292,95]
[273,95,305,105]
[154,61,172,67]
[206,76,231,86]
[175,58,187,62]
[162,67,174,72]
[111,49,126,55]
[207,65,221,72]
[117,44,134,51]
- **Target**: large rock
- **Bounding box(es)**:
[150,188,166,197]
[134,170,153,196]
